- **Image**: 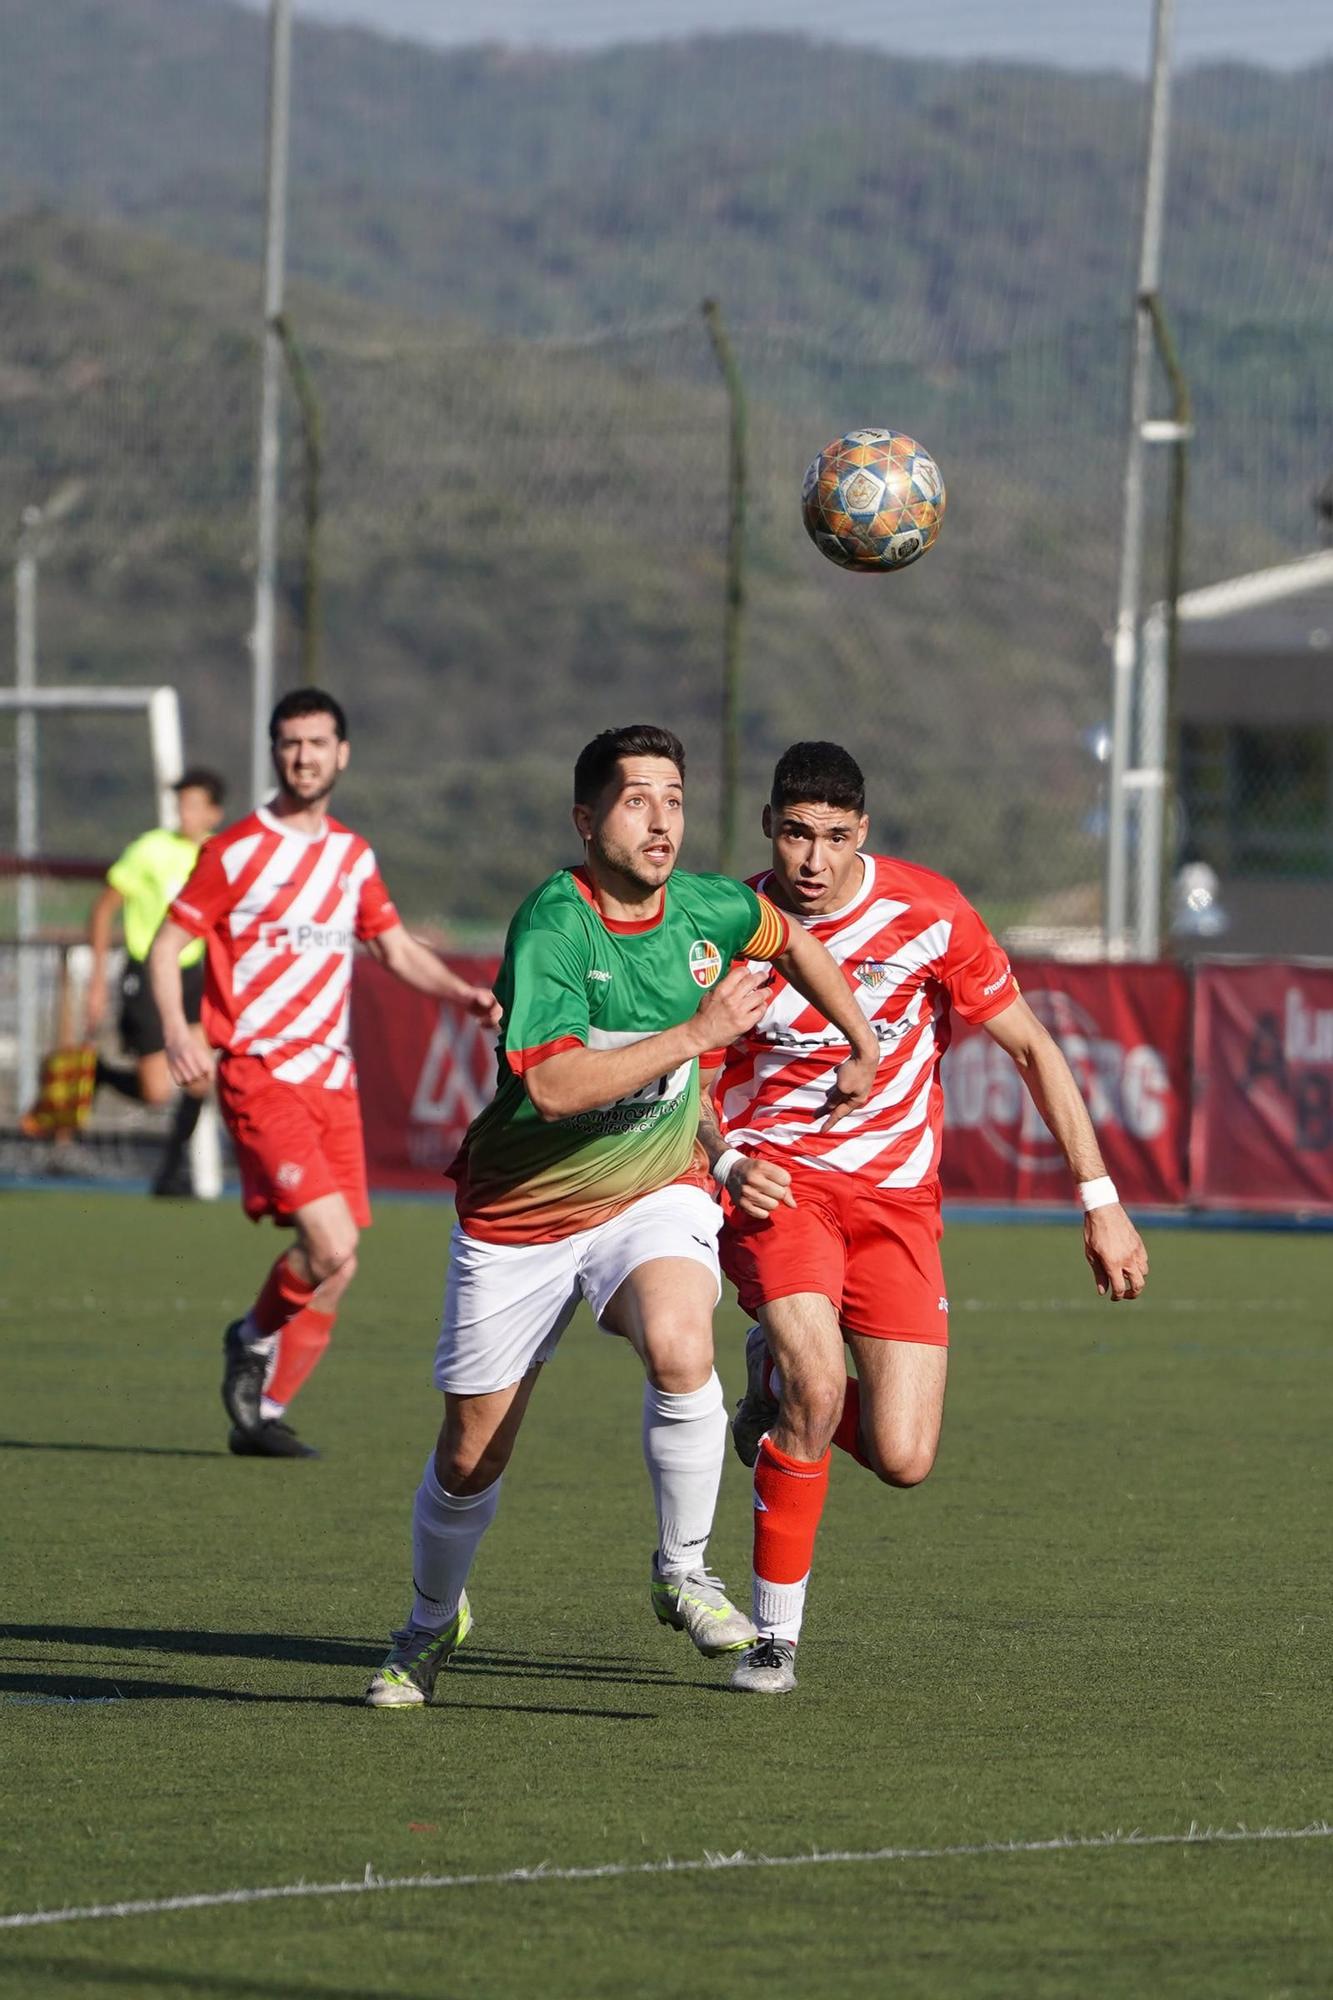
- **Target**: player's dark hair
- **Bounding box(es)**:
[770,741,866,816]
[268,687,347,743]
[173,766,227,806]
[573,725,686,806]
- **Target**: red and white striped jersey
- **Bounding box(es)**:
[170,806,399,1090]
[714,854,1016,1190]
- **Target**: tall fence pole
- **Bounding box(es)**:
[13,510,40,1113]
[275,313,322,685]
[249,0,293,804]
[1105,0,1176,957]
[702,298,748,874]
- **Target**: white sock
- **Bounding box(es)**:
[259,1395,286,1422]
[754,1572,809,1646]
[409,1457,501,1631]
[642,1372,727,1577]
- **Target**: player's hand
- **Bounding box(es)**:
[728,1156,797,1220]
[692,964,769,1050]
[1084,1205,1148,1301]
[164,1027,214,1090]
[468,986,502,1031]
[819,1043,878,1132]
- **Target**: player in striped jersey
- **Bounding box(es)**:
[700,742,1149,1693]
[148,689,499,1459]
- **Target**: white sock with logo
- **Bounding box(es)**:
[642,1372,728,1577]
[409,1458,501,1631]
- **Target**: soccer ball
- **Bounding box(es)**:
[801,428,946,572]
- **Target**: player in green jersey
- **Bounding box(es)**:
[85,768,226,1196]
[367,724,880,1706]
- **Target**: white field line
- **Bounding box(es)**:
[1,1822,1329,1933]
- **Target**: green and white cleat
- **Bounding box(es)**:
[650,1559,757,1658]
[730,1635,798,1694]
[365,1592,473,1707]
[731,1322,779,1468]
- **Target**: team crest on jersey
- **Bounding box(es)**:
[857,961,889,990]
[688,939,722,988]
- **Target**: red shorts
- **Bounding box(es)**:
[217,1055,372,1228]
[720,1154,948,1346]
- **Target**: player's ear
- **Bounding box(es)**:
[761,804,773,839]
[336,739,351,772]
[856,814,869,850]
[571,801,593,846]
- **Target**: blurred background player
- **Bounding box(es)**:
[149,688,499,1460]
[365,723,880,1707]
[85,767,227,1197]
[700,741,1149,1694]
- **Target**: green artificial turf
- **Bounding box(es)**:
[1,1192,1329,1998]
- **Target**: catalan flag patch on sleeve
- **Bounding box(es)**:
[742,893,790,962]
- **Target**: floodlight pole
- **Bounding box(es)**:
[250,0,294,806]
[1105,0,1176,957]
[702,299,748,874]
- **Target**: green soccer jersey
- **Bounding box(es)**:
[107,827,205,967]
[454,865,788,1243]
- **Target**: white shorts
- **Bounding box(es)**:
[434,1182,723,1396]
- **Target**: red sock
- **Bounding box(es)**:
[753,1434,831,1585]
[832,1376,874,1470]
[265,1308,335,1408]
[252,1253,316,1336]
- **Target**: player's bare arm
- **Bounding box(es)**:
[697,1071,796,1218]
[147,916,214,1088]
[983,994,1149,1301]
[524,962,770,1122]
[771,920,880,1130]
[84,883,125,1034]
[365,923,501,1027]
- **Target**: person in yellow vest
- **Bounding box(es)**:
[86,768,227,1196]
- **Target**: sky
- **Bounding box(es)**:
[233,0,1333,74]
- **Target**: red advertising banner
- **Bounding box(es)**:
[1191,963,1333,1212]
[350,954,500,1193]
[939,960,1191,1206]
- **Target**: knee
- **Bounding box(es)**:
[777,1372,845,1456]
[642,1329,714,1396]
[864,1439,937,1488]
[140,1074,173,1108]
[435,1431,510,1495]
[309,1241,358,1292]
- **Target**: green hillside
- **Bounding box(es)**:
[1,2,1329,925]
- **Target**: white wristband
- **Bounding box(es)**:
[711,1148,744,1191]
[1078,1176,1119,1213]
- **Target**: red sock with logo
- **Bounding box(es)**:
[751,1435,831,1644]
[832,1376,874,1469]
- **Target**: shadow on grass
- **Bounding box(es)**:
[0,1668,658,1720]
[0,1625,685,1689]
[1,1957,433,2000]
[0,1438,227,1459]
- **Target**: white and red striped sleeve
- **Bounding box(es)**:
[169,836,236,937]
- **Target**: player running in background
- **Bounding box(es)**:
[85,767,227,1197]
[149,689,499,1460]
[699,741,1149,1694]
[366,724,880,1706]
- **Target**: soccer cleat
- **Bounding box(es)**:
[365,1594,473,1707]
[650,1558,757,1657]
[221,1319,267,1435]
[730,1635,798,1694]
[731,1323,779,1468]
[227,1419,320,1459]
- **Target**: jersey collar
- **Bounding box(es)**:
[257,801,329,843]
[569,865,666,934]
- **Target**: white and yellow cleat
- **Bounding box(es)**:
[365,1592,473,1707]
[729,1635,798,1694]
[650,1558,757,1658]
